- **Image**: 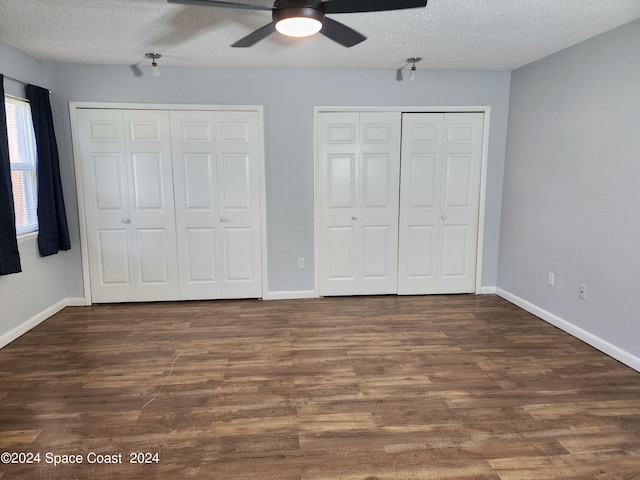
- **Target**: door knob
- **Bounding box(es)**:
[122,218,131,224]
[440,215,447,221]
[220,217,228,222]
[351,216,358,221]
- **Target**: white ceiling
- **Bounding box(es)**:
[1,0,639,71]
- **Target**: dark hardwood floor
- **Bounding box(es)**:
[0,295,639,479]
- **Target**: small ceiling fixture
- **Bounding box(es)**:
[396,57,422,81]
[145,53,162,77]
[407,57,421,80]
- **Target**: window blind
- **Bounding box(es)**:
[5,97,38,235]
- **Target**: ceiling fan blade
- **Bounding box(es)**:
[322,0,427,14]
[320,17,366,47]
[168,0,272,11]
[231,22,277,47]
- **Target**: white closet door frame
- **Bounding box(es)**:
[70,102,267,305]
[313,106,491,297]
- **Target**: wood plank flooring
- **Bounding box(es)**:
[0,295,639,479]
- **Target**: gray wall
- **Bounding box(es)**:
[1,40,511,340]
[51,64,511,296]
[499,19,640,358]
[0,44,72,338]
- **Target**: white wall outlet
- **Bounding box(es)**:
[579,284,587,300]
[298,257,305,269]
[547,272,555,286]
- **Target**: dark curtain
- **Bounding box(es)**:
[26,84,71,257]
[0,74,22,275]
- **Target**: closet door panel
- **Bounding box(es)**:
[398,113,443,294]
[130,153,165,210]
[408,153,437,208]
[441,225,469,276]
[224,227,254,282]
[171,110,263,300]
[184,154,215,209]
[317,112,360,295]
[186,227,217,283]
[220,154,252,209]
[76,109,136,302]
[218,154,253,276]
[444,153,474,207]
[361,225,392,279]
[399,112,483,294]
[404,225,436,282]
[328,154,356,209]
[123,110,179,300]
[358,113,401,294]
[93,153,125,210]
[136,228,171,284]
[96,229,130,286]
[170,111,221,299]
[79,107,264,303]
[327,226,356,281]
[316,112,401,296]
[438,112,483,293]
[215,111,262,298]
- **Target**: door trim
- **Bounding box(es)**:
[313,105,491,297]
[70,102,267,305]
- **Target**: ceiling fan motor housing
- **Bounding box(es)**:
[272,0,325,24]
[169,0,428,48]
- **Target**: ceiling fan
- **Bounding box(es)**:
[167,0,428,48]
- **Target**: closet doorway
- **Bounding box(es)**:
[71,104,266,304]
[314,107,488,297]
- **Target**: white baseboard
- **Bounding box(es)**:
[0,298,68,349]
[479,286,497,294]
[65,297,87,307]
[0,296,89,349]
[263,290,316,300]
[497,288,640,373]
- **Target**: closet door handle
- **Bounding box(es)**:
[122,218,131,224]
[351,216,358,221]
[220,217,229,223]
[440,215,447,221]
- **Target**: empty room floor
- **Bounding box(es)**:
[0,295,639,479]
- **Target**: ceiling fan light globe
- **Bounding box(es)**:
[275,17,322,37]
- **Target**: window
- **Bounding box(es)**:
[5,96,38,235]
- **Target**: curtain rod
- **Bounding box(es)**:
[2,73,52,94]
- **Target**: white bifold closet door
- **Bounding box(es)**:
[316,111,402,296]
[76,109,179,303]
[76,108,262,303]
[170,110,262,300]
[398,112,484,294]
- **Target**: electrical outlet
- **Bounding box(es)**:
[298,257,305,269]
[547,272,555,286]
[579,284,587,300]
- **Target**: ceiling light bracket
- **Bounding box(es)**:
[145,52,161,65]
[145,53,162,77]
[407,57,421,80]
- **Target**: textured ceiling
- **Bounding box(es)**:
[1,0,639,71]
